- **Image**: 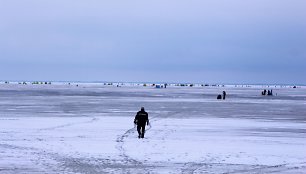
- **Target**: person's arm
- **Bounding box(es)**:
[134,114,138,124]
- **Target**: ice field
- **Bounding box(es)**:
[0,83,306,173]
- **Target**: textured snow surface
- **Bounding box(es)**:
[0,84,305,173]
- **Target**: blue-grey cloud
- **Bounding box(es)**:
[1,0,305,84]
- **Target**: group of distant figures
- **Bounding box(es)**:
[216,89,275,100]
[262,89,273,96]
[217,91,226,100]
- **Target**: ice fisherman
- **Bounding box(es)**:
[268,89,273,96]
[222,91,226,100]
[134,107,149,139]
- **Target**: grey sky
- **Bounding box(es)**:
[1,0,305,84]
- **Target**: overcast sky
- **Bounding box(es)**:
[1,0,305,84]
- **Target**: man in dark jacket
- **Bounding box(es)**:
[134,107,149,138]
[222,91,226,100]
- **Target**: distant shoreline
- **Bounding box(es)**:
[1,80,305,88]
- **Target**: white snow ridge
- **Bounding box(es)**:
[0,83,305,173]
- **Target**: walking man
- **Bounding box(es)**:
[134,107,149,139]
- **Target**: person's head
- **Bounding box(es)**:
[141,107,145,111]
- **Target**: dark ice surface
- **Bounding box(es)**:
[1,84,305,122]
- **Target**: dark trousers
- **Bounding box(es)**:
[137,124,146,138]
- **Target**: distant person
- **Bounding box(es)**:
[222,91,226,100]
[267,89,273,96]
[134,107,149,139]
[262,89,267,95]
[217,94,222,100]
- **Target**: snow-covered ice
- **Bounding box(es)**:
[0,84,305,173]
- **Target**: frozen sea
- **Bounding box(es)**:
[0,83,305,173]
